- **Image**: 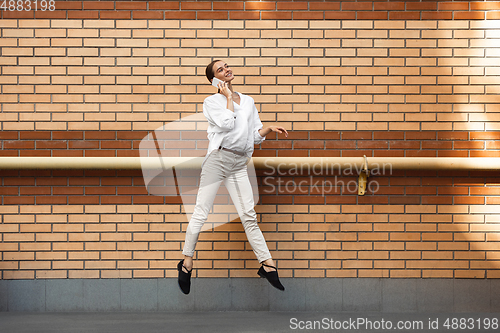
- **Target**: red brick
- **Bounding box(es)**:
[229,11,260,19]
[486,197,500,205]
[470,151,500,158]
[342,132,372,140]
[357,11,388,19]
[116,1,147,10]
[455,11,485,19]
[37,196,70,204]
[406,151,438,157]
[486,11,500,19]
[422,141,453,150]
[325,196,357,204]
[342,2,373,11]
[293,11,324,19]
[261,11,293,19]
[437,151,467,158]
[453,197,484,205]
[358,196,389,204]
[325,141,356,149]
[294,196,326,204]
[389,141,420,149]
[438,2,470,11]
[149,2,180,10]
[421,196,453,205]
[83,1,114,10]
[4,141,34,150]
[133,11,165,19]
[245,1,276,10]
[406,132,437,140]
[389,11,420,20]
[421,11,453,20]
[20,132,50,140]
[20,151,51,157]
[358,141,389,149]
[374,2,405,11]
[212,1,244,10]
[389,196,421,205]
[294,141,325,149]
[54,1,82,10]
[309,2,341,11]
[406,2,438,11]
[35,141,68,149]
[406,187,437,195]
[311,150,342,157]
[164,11,196,19]
[0,132,19,140]
[325,11,356,19]
[99,196,132,204]
[37,10,68,18]
[181,1,212,10]
[277,150,309,157]
[0,187,18,195]
[4,197,35,205]
[470,132,500,140]
[342,150,373,157]
[51,132,83,140]
[311,132,341,140]
[2,10,35,19]
[36,177,67,186]
[438,132,469,141]
[197,11,229,20]
[20,187,51,195]
[471,1,500,10]
[277,2,308,10]
[373,187,404,195]
[100,11,132,19]
[456,141,484,149]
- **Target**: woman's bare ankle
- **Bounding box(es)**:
[262,259,276,272]
[183,256,193,270]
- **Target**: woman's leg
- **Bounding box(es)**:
[223,166,274,269]
[182,152,225,270]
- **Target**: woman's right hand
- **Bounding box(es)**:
[217,81,234,112]
[218,81,231,99]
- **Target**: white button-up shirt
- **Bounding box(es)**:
[202,91,265,166]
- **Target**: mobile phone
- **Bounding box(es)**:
[212,77,223,88]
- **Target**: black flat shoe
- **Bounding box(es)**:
[177,259,192,294]
[258,263,285,291]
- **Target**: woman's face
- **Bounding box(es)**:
[212,61,234,83]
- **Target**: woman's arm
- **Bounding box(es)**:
[259,126,288,138]
[217,81,234,112]
[203,98,236,131]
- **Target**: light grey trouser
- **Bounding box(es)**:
[182,149,272,263]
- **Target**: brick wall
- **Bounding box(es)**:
[2,1,500,20]
[1,1,500,280]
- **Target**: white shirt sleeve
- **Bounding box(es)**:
[203,97,236,131]
[253,103,266,145]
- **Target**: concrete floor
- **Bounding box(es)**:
[1,311,499,333]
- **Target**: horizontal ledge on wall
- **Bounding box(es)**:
[1,157,500,171]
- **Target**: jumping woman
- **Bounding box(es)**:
[177,60,289,294]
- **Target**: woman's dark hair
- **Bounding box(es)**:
[205,59,222,83]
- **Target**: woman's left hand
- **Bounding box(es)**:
[268,126,288,137]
